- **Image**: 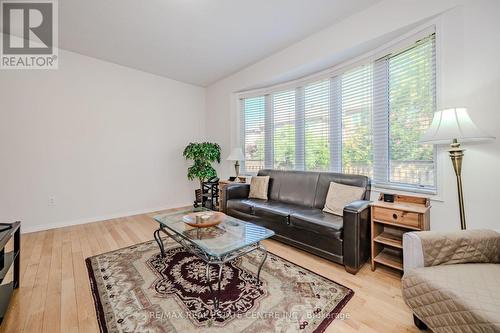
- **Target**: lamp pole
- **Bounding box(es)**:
[234,160,240,177]
[449,138,466,230]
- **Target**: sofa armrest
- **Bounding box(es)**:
[344,200,371,214]
[402,232,425,272]
[342,200,371,274]
[403,229,500,271]
[221,183,250,213]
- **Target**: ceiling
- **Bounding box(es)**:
[59,0,381,86]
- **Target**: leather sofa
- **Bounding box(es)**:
[220,169,371,274]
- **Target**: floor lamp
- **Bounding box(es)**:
[420,108,494,230]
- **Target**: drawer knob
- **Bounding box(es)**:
[392,213,398,220]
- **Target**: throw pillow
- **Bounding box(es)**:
[248,176,270,200]
[323,182,365,216]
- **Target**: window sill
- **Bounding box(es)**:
[241,172,257,177]
[372,183,443,202]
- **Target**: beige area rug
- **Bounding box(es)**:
[86,239,353,333]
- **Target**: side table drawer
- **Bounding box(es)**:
[373,207,420,228]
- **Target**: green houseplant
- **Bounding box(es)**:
[183,142,221,194]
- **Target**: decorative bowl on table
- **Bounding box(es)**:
[182,211,226,228]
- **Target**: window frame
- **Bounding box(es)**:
[239,27,438,194]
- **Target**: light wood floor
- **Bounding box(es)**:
[0,207,420,333]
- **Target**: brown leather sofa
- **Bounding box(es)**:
[220,169,371,274]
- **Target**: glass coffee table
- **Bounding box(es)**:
[153,208,274,309]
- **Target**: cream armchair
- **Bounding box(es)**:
[401,229,500,332]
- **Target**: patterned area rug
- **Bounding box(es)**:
[86,239,353,333]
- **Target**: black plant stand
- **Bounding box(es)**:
[193,181,220,210]
[201,181,220,210]
[0,221,20,324]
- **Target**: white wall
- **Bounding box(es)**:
[205,0,500,231]
[0,48,206,233]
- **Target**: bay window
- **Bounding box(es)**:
[241,32,436,192]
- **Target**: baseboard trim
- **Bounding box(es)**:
[21,203,192,234]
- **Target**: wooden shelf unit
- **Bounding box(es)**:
[374,231,403,248]
[371,194,430,273]
[373,248,403,270]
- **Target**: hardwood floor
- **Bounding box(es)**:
[0,208,420,333]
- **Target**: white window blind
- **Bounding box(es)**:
[304,80,330,171]
[388,36,436,187]
[372,34,436,189]
[240,31,437,193]
[272,90,296,169]
[338,65,373,177]
[242,96,266,173]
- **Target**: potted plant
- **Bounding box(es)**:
[183,142,221,204]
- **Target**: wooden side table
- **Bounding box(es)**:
[371,194,430,272]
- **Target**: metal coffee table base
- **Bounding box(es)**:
[154,225,268,310]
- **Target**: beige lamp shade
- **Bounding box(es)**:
[226,148,245,161]
[420,108,494,144]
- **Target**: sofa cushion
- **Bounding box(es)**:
[314,172,369,209]
[290,208,343,239]
[226,199,260,215]
[402,263,500,333]
[277,171,319,207]
[323,182,365,216]
[256,170,282,201]
[251,200,297,217]
[248,176,270,200]
[257,169,320,207]
[226,198,297,219]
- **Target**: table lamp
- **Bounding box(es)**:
[420,108,494,229]
[226,148,245,177]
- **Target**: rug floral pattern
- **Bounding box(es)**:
[147,246,266,325]
[86,239,353,333]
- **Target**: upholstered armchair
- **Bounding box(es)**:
[401,229,500,332]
